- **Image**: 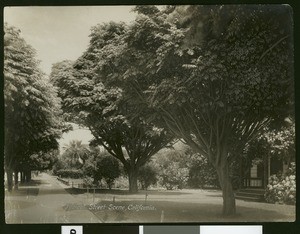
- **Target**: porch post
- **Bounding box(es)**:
[263,154,268,188]
[267,154,271,179]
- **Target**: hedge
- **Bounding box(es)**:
[56,169,83,179]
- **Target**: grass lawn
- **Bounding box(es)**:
[64,188,295,222]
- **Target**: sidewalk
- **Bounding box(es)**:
[5,173,101,223]
[4,173,295,223]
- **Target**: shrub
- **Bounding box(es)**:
[82,162,95,178]
[98,155,121,189]
[187,154,219,189]
[158,161,189,190]
[83,176,95,188]
[153,145,190,190]
[138,164,158,190]
[114,176,129,189]
[264,162,296,205]
[52,159,68,175]
[56,169,83,179]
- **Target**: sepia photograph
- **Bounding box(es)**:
[3,5,295,223]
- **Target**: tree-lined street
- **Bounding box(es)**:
[4,5,295,222]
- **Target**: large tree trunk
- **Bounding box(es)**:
[128,167,139,193]
[21,171,25,183]
[239,156,244,189]
[263,153,269,188]
[6,168,13,192]
[25,170,32,182]
[14,170,19,190]
[28,170,32,182]
[22,171,26,183]
[216,159,236,216]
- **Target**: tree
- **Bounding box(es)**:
[262,120,295,166]
[188,153,219,189]
[62,140,90,168]
[52,157,68,175]
[50,22,172,193]
[81,146,101,184]
[154,146,189,190]
[81,147,120,187]
[138,163,158,190]
[98,155,121,189]
[29,150,59,171]
[159,161,189,190]
[4,24,64,191]
[104,5,293,215]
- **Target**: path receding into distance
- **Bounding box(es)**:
[5,173,101,223]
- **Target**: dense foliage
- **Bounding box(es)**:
[138,163,158,190]
[56,169,84,179]
[188,154,219,189]
[4,24,64,190]
[154,145,190,190]
[265,163,296,205]
[49,5,293,215]
[29,150,59,171]
[97,155,121,189]
[50,22,172,193]
[62,140,89,168]
[110,5,293,215]
[243,120,295,162]
[55,145,122,189]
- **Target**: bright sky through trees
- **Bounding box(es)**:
[4,6,137,76]
[4,6,137,148]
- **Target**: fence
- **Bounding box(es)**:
[56,177,103,190]
[243,177,263,188]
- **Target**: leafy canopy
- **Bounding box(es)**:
[4,23,64,171]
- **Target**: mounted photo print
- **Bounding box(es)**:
[3,5,295,223]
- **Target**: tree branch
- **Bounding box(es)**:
[259,35,289,61]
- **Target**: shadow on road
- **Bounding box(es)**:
[64,187,192,196]
[19,179,44,187]
[206,194,223,198]
[6,188,39,196]
[5,200,37,209]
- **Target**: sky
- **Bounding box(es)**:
[4,6,137,150]
[4,6,137,76]
[59,123,93,153]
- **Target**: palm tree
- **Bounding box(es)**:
[62,140,89,168]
